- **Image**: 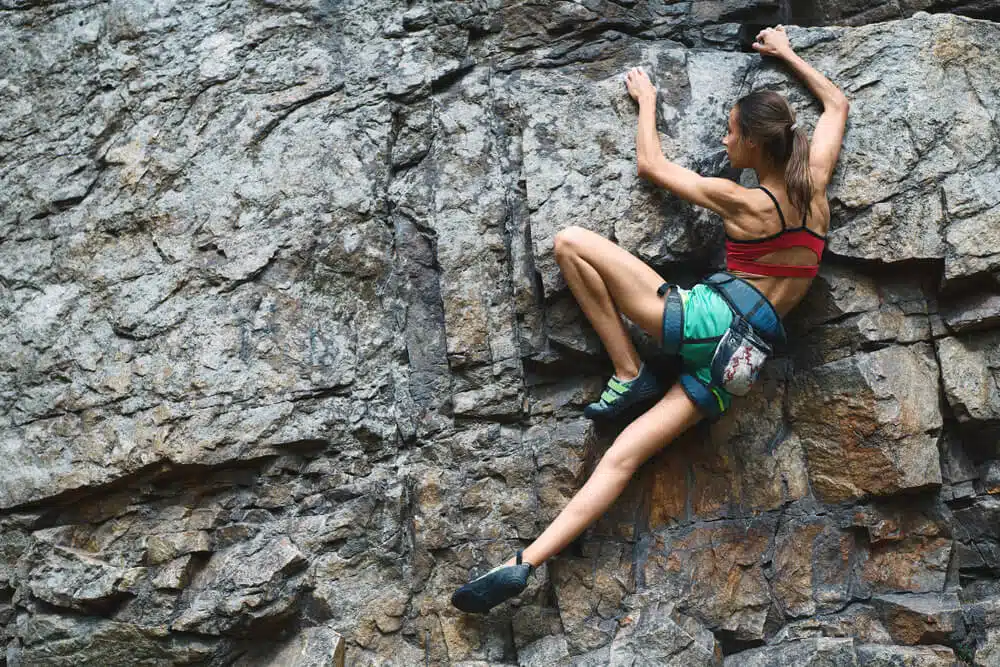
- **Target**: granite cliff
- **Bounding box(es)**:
[2,1,1000,665]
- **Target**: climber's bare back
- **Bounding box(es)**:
[726,190,833,317]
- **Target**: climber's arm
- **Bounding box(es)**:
[637,154,744,219]
[754,26,850,190]
[807,98,849,190]
[635,95,743,218]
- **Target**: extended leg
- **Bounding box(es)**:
[517,383,702,566]
[553,226,667,380]
[451,384,702,612]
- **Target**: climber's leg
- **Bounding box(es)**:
[553,225,665,381]
[517,382,701,566]
[450,383,701,613]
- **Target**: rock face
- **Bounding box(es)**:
[2,2,1000,665]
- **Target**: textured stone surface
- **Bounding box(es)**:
[2,3,1000,666]
[771,604,893,645]
[855,644,956,667]
[974,629,1000,667]
[937,332,1000,437]
[643,517,777,643]
[549,543,633,653]
[722,638,858,666]
[940,292,1000,334]
[608,597,722,666]
[771,515,853,618]
[790,344,943,503]
[517,634,569,667]
[171,534,308,635]
[8,613,218,666]
[248,626,347,667]
[22,541,126,613]
[951,496,1000,572]
[787,266,937,368]
[872,592,964,645]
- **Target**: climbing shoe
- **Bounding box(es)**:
[583,363,662,420]
[450,550,534,614]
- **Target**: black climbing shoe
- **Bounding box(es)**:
[450,550,534,614]
[583,363,662,420]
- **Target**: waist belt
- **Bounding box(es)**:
[658,281,685,356]
[702,272,786,346]
[657,273,786,421]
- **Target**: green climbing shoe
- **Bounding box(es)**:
[583,363,663,420]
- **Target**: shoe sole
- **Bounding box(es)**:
[450,565,531,614]
[584,390,662,421]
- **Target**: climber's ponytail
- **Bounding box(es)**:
[735,91,813,221]
[785,125,812,220]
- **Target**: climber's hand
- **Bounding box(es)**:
[626,67,656,104]
[752,25,793,58]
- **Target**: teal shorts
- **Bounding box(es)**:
[660,273,786,419]
[673,284,735,415]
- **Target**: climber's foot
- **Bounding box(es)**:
[450,551,534,614]
[584,363,662,420]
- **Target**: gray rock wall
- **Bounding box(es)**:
[2,1,1000,665]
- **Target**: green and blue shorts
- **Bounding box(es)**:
[658,273,786,420]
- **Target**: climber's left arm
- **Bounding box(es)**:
[628,68,743,219]
[636,152,744,219]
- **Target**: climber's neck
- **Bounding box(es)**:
[752,165,787,192]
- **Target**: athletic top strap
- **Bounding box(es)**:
[757,185,808,228]
[757,186,787,230]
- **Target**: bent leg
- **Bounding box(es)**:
[554,226,668,380]
[516,383,703,567]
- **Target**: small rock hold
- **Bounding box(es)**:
[402,6,434,31]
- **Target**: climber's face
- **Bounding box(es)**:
[723,106,752,169]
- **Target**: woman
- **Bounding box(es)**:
[452,25,849,613]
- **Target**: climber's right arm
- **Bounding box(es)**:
[753,25,849,190]
[805,91,849,191]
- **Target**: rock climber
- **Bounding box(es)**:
[452,24,849,613]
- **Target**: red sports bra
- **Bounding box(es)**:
[725,186,826,278]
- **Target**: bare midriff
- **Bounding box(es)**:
[728,246,821,317]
